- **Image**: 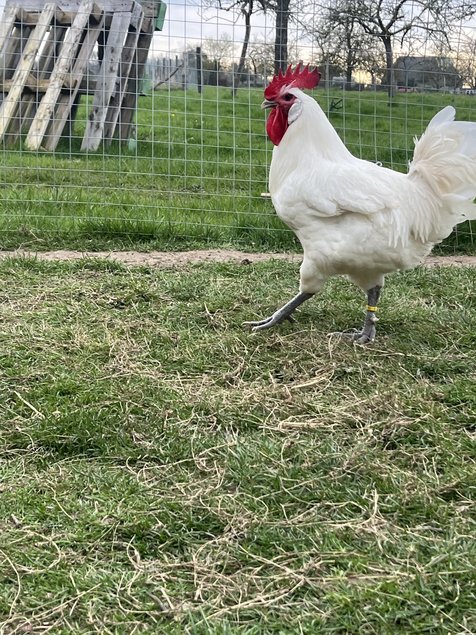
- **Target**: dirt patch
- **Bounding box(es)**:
[0,248,475,268]
[0,249,299,267]
[423,255,476,267]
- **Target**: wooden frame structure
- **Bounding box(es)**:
[0,0,163,151]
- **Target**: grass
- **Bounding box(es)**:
[0,86,475,253]
[1,255,475,633]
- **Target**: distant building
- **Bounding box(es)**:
[395,56,462,91]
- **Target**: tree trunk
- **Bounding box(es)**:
[345,41,353,90]
[382,35,395,100]
[345,66,353,89]
[196,46,203,94]
[345,21,353,89]
[232,0,253,97]
[274,0,290,74]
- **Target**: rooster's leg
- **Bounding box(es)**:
[354,285,382,344]
[243,292,314,331]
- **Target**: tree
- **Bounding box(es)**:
[272,0,291,72]
[233,0,260,94]
[204,0,268,94]
[455,30,476,89]
[312,3,381,88]
[358,40,387,87]
[202,33,236,72]
[248,36,275,79]
[206,0,305,86]
[333,0,476,99]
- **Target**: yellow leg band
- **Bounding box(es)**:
[367,305,378,312]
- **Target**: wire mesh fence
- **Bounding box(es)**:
[0,0,475,252]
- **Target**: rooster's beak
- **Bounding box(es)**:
[261,99,276,110]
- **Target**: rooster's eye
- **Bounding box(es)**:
[283,93,294,101]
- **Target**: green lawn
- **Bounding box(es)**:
[0,87,475,252]
[1,256,475,632]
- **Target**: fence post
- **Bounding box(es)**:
[196,46,202,94]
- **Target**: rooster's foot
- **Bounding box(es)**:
[334,287,381,344]
[243,292,314,332]
[353,328,376,344]
[331,327,376,344]
[243,313,295,331]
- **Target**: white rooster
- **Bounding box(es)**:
[245,65,476,342]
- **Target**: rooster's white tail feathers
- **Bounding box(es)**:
[426,105,455,128]
[408,105,476,241]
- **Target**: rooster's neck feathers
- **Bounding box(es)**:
[269,90,352,159]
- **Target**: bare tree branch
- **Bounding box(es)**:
[312,0,476,99]
[153,63,184,89]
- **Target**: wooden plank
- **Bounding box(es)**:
[103,2,143,143]
[137,0,160,19]
[140,16,153,33]
[5,0,134,14]
[0,3,56,141]
[2,23,34,82]
[14,24,68,140]
[42,15,106,150]
[117,26,153,142]
[18,5,102,25]
[1,77,104,95]
[0,6,18,54]
[129,0,143,29]
[3,23,36,141]
[37,23,68,78]
[66,14,105,89]
[25,0,101,150]
[9,20,64,142]
[77,75,98,93]
[0,77,50,92]
[81,11,133,151]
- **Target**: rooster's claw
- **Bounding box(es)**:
[330,328,375,344]
[243,314,295,332]
[243,292,314,333]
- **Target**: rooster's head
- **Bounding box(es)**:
[263,65,321,146]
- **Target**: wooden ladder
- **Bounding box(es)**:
[0,0,159,151]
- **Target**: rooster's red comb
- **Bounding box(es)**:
[264,64,320,100]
